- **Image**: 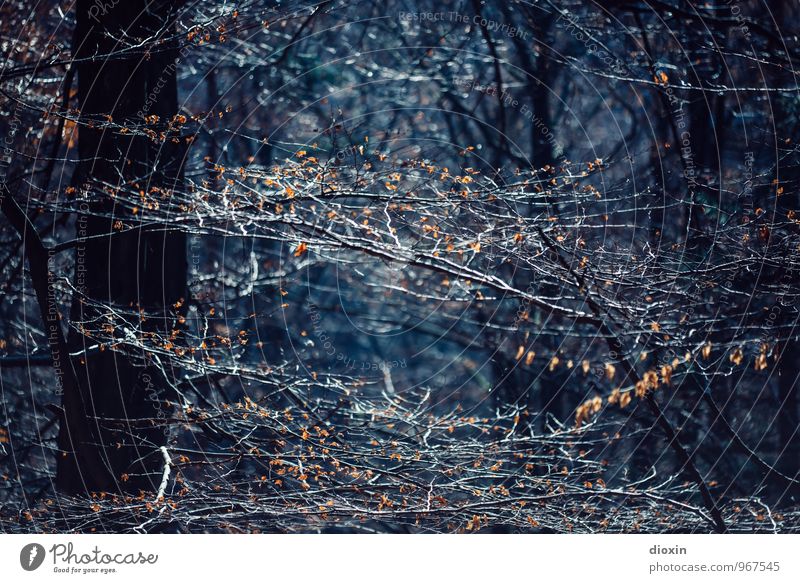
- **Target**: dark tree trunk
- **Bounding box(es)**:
[488,7,560,430]
[56,0,187,494]
[770,3,800,490]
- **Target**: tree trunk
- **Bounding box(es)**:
[57,0,186,494]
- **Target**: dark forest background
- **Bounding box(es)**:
[0,0,799,532]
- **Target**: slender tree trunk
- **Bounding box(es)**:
[770,2,800,489]
[57,0,187,494]
[489,8,559,429]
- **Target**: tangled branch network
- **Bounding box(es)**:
[0,0,799,533]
